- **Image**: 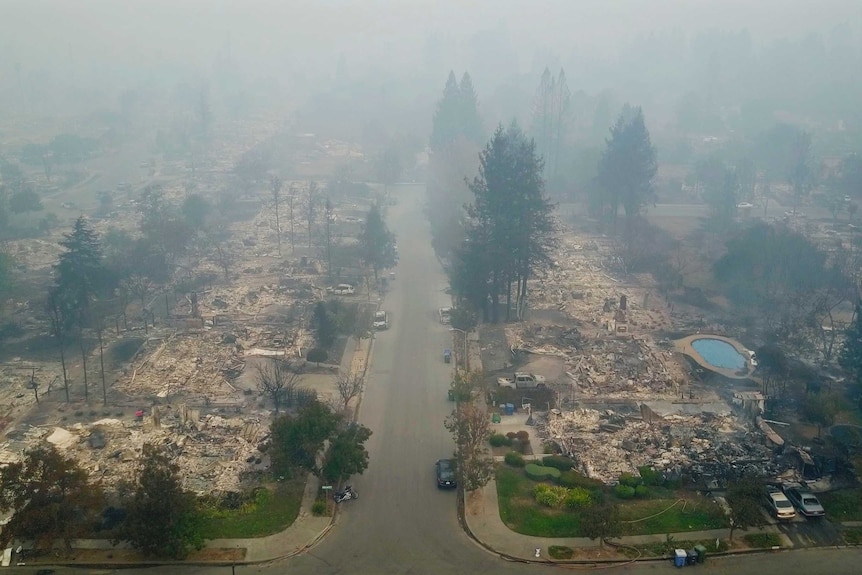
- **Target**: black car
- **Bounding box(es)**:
[436,459,456,489]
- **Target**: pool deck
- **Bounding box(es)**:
[674,334,755,379]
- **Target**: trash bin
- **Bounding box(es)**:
[686,549,698,565]
[491,413,501,423]
[504,403,515,416]
[673,549,687,568]
[694,544,707,563]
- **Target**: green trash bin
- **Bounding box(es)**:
[491,413,501,424]
[694,544,707,563]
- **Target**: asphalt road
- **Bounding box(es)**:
[18,186,861,575]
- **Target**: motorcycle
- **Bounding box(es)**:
[333,485,358,503]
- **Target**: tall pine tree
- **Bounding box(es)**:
[595,106,657,227]
[456,123,556,322]
[53,216,106,329]
[839,302,862,408]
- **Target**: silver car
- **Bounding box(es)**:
[783,487,825,518]
[766,486,797,520]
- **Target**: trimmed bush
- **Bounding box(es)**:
[548,545,574,560]
[614,484,636,499]
[542,455,575,471]
[515,430,529,442]
[311,500,326,516]
[506,431,518,440]
[638,465,663,486]
[564,487,592,509]
[635,485,650,498]
[543,442,558,454]
[511,438,530,454]
[557,470,604,490]
[490,433,511,447]
[504,451,526,467]
[525,463,561,481]
[618,472,642,488]
[534,484,569,508]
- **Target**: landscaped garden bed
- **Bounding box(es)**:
[495,459,727,538]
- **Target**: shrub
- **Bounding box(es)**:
[542,455,575,471]
[635,485,650,498]
[557,470,604,490]
[490,433,511,447]
[548,545,574,560]
[638,465,663,486]
[543,442,558,454]
[511,438,530,454]
[614,484,636,499]
[564,487,592,508]
[618,472,642,488]
[307,348,328,365]
[504,451,525,467]
[506,431,517,439]
[525,463,561,481]
[515,430,529,442]
[311,500,326,516]
[534,484,569,508]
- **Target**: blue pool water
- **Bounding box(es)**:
[690,338,747,370]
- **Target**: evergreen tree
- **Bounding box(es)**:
[53,216,106,330]
[430,71,484,152]
[457,72,484,146]
[119,444,203,559]
[839,302,862,406]
[456,123,556,322]
[360,203,397,280]
[430,71,462,152]
[595,106,657,227]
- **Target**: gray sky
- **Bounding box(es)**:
[3,0,860,73]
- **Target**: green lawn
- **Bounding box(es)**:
[619,497,727,535]
[496,466,582,537]
[842,526,862,545]
[819,488,862,521]
[199,477,306,539]
[496,466,727,538]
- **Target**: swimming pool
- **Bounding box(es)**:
[690,338,747,370]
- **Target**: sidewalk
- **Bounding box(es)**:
[463,480,789,562]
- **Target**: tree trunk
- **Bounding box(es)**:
[98,326,107,405]
[59,336,69,402]
[80,335,89,402]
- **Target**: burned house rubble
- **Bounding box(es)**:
[538,405,788,485]
[497,230,833,487]
[1,407,268,495]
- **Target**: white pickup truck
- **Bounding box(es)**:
[497,372,547,389]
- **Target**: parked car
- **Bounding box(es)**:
[373,311,388,330]
[766,486,797,520]
[331,284,355,295]
[497,372,547,389]
[436,459,456,489]
[783,486,825,517]
[438,307,452,324]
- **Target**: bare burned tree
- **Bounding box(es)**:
[287,183,298,253]
[123,275,154,309]
[335,369,365,414]
[256,359,301,413]
[444,400,494,491]
[213,244,235,282]
[305,181,319,249]
[270,176,283,255]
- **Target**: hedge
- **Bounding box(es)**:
[542,455,575,471]
[525,463,561,481]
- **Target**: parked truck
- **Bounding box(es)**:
[497,372,547,389]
